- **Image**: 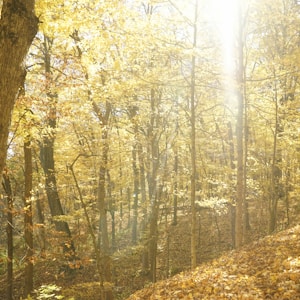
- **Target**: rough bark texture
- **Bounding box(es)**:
[40,135,73,235]
[0,0,38,175]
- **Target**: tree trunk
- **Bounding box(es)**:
[0,0,38,175]
[40,136,75,252]
[269,91,282,234]
[35,184,46,256]
[3,170,13,300]
[235,0,245,249]
[190,0,198,269]
[147,88,161,283]
[24,139,34,298]
[128,106,140,245]
[69,154,106,297]
[70,30,113,299]
[172,149,178,226]
[97,131,111,279]
[227,122,236,247]
[137,140,149,275]
[148,193,159,283]
[243,99,251,240]
[107,170,116,251]
[284,162,291,227]
[93,101,113,299]
[131,143,139,244]
[172,97,179,226]
[40,35,75,258]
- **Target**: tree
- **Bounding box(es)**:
[93,100,113,293]
[0,0,38,175]
[147,88,163,283]
[38,35,76,259]
[190,0,198,269]
[246,0,300,234]
[128,106,140,245]
[235,0,246,249]
[2,169,13,300]
[23,138,34,298]
[3,1,300,299]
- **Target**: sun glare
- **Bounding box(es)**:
[178,0,240,94]
[203,0,240,109]
[210,0,239,73]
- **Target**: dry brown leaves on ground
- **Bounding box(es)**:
[126,226,300,299]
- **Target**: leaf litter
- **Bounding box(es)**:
[126,225,300,299]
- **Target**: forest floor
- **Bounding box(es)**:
[0,211,299,299]
[126,225,300,299]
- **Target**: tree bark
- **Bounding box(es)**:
[39,35,75,258]
[137,137,149,275]
[0,0,38,175]
[128,106,140,245]
[93,100,113,299]
[3,170,13,300]
[172,97,179,226]
[24,139,34,298]
[190,0,198,269]
[131,140,139,244]
[147,88,161,283]
[227,122,236,247]
[35,184,46,256]
[269,89,282,234]
[235,0,245,249]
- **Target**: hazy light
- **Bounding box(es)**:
[213,0,238,74]
[205,0,239,108]
[178,0,240,107]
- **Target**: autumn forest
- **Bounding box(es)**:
[1,0,300,299]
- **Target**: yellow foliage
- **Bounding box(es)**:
[126,226,300,299]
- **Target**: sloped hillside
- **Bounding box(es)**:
[126,226,300,300]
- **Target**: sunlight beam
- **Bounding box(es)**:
[207,0,240,108]
[210,0,239,73]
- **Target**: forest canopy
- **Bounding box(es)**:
[1,0,300,299]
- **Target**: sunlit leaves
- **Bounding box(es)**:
[127,226,300,299]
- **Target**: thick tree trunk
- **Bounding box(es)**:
[39,35,75,258]
[0,0,38,174]
[40,136,75,252]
